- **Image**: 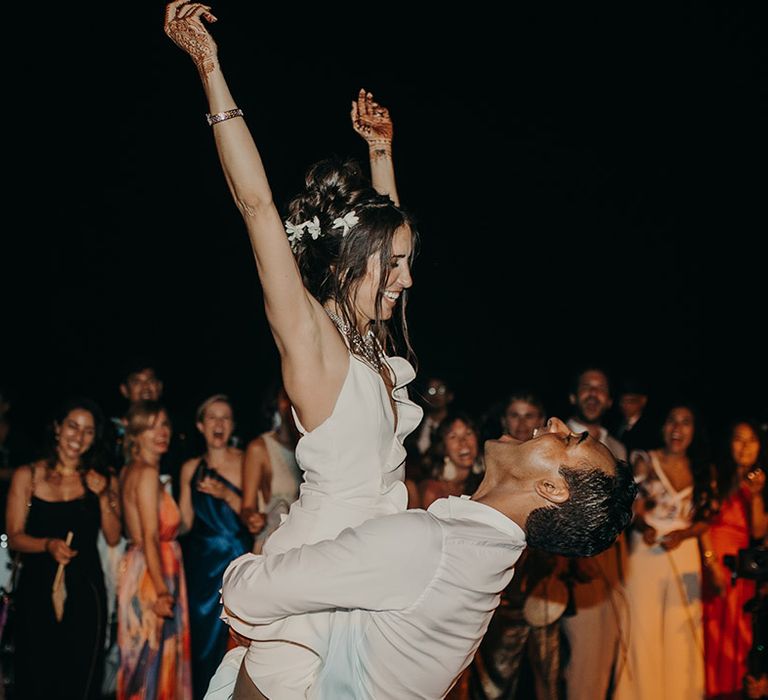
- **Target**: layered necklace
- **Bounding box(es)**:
[325,308,383,371]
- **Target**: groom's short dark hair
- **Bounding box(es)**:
[525,460,636,557]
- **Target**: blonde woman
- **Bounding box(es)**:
[118,401,191,700]
[179,394,251,699]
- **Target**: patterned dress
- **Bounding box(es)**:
[614,450,704,700]
[118,488,192,700]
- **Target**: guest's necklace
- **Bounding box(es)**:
[325,308,383,371]
[55,464,78,477]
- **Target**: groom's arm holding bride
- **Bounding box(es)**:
[221,511,441,634]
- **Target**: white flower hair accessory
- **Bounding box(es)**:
[284,210,359,252]
[332,211,359,237]
[285,221,305,249]
[305,216,322,240]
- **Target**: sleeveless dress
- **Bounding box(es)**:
[253,431,302,551]
[614,451,704,700]
[216,351,422,700]
[117,488,192,700]
[702,483,755,699]
[14,480,107,700]
[184,458,252,700]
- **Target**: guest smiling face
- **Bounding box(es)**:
[570,370,612,425]
[731,422,760,471]
[56,408,97,462]
[197,400,234,450]
[662,406,695,456]
[502,400,546,442]
[443,418,479,472]
[135,409,172,458]
[121,368,163,404]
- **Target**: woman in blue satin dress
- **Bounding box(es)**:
[179,395,252,699]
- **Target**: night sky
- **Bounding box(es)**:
[4,3,766,446]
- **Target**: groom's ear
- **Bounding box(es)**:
[533,476,569,505]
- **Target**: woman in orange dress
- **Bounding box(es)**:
[117,401,192,700]
[701,420,767,700]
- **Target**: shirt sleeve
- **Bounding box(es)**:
[221,510,442,626]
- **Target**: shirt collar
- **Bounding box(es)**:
[428,495,527,545]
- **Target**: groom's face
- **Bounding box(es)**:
[484,417,617,483]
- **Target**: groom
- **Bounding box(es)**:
[212,417,636,699]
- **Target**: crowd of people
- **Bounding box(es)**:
[1,362,765,700]
[410,370,768,700]
[0,2,765,699]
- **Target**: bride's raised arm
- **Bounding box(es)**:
[164,1,341,373]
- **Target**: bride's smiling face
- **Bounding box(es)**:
[352,225,413,328]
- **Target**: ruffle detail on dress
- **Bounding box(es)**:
[378,478,409,512]
[383,355,423,478]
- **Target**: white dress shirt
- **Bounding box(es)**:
[221,496,526,699]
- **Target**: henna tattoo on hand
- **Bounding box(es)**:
[164,2,219,76]
[352,89,394,145]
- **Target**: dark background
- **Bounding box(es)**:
[3,3,766,449]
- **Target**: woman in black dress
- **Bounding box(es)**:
[5,397,122,700]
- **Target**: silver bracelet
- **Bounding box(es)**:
[205,108,244,126]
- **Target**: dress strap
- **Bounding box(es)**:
[193,456,209,486]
